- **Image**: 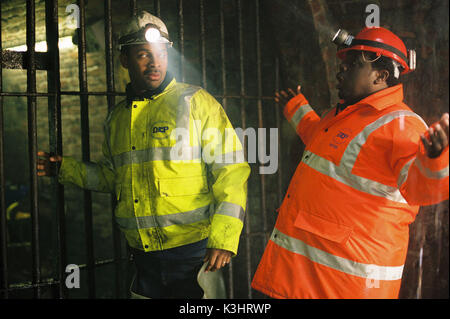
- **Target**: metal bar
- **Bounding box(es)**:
[219,0,227,111]
[129,0,137,17]
[2,279,59,292]
[0,92,275,99]
[154,0,161,17]
[255,0,268,243]
[237,0,252,299]
[77,0,96,299]
[60,91,124,96]
[77,256,131,269]
[0,0,9,299]
[104,0,122,299]
[275,57,283,205]
[45,0,67,299]
[199,0,207,89]
[213,95,274,100]
[26,0,41,299]
[219,0,232,298]
[0,255,131,294]
[0,50,49,70]
[0,92,120,97]
[177,0,185,82]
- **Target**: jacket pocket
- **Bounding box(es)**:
[294,210,353,245]
[158,175,209,197]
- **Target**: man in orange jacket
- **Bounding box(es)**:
[251,27,449,299]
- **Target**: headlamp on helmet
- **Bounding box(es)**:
[119,23,172,50]
[145,26,162,43]
[142,23,171,44]
[118,11,173,51]
[332,29,354,47]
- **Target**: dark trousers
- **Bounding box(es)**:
[130,238,207,299]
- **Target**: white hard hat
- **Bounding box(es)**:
[118,11,172,50]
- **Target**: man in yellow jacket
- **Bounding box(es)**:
[37,11,250,299]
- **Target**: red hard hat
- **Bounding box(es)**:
[337,27,412,74]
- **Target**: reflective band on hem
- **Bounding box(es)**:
[113,145,202,167]
[303,151,407,203]
[115,205,210,229]
[290,104,313,129]
[84,162,100,190]
[271,228,404,281]
[413,157,449,180]
[214,201,245,222]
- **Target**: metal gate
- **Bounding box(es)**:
[0,0,288,298]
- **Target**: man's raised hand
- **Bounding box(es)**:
[421,113,449,158]
[275,84,302,106]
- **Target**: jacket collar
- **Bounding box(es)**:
[356,84,404,110]
[335,84,404,115]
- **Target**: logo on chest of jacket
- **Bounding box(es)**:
[151,121,172,140]
[330,128,352,149]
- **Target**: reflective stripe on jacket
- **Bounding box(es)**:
[58,78,251,254]
[252,84,449,298]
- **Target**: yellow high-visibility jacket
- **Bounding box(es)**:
[58,78,250,254]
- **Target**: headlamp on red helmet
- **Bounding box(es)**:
[332,29,354,47]
[332,27,416,74]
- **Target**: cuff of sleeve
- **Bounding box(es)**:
[57,156,80,185]
[283,93,309,121]
[417,141,449,172]
[206,214,243,256]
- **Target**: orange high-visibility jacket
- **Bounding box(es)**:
[252,84,449,299]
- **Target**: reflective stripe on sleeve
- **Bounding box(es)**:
[301,110,429,203]
[397,158,415,187]
[115,205,210,229]
[214,202,245,222]
[290,104,314,129]
[413,157,449,180]
[342,110,426,171]
[271,228,404,281]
